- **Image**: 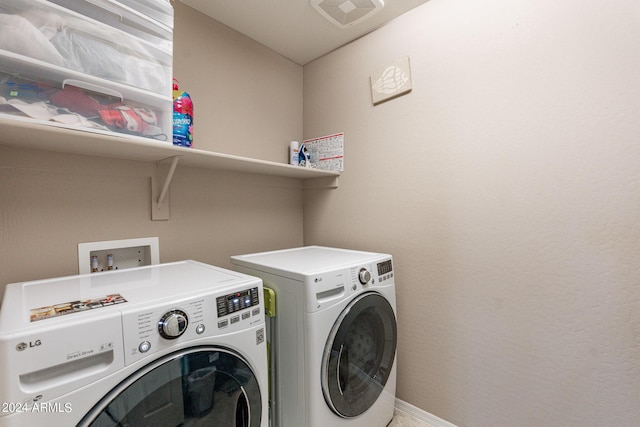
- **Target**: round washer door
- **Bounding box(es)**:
[78,346,262,427]
[321,292,397,418]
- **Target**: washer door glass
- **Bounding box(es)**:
[321,292,397,418]
[79,346,262,427]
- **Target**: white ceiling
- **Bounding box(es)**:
[179,0,429,65]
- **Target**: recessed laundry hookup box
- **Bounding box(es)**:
[0,0,173,141]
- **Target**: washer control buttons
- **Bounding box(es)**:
[195,324,205,334]
[158,309,188,339]
[216,287,260,318]
[139,341,151,353]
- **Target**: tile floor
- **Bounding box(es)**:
[388,409,435,427]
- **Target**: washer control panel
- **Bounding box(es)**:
[216,287,260,317]
[121,285,262,366]
[215,287,261,330]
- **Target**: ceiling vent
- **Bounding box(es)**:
[311,0,385,29]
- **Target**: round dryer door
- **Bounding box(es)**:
[321,292,397,418]
[79,346,262,427]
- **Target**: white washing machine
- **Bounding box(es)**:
[231,246,397,427]
[0,260,268,427]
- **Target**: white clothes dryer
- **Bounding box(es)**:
[0,260,268,427]
[231,246,397,427]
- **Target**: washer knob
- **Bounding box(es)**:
[158,310,188,339]
[358,268,371,285]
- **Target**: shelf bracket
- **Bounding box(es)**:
[151,156,181,221]
[304,175,339,190]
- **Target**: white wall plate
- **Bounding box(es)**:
[78,237,160,274]
[370,56,413,105]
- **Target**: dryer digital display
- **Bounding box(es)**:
[377,260,393,275]
[216,287,260,317]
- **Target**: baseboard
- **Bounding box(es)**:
[395,398,458,427]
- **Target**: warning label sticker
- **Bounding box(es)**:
[30,294,127,322]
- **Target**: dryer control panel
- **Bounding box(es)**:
[305,257,394,313]
[349,259,394,288]
[376,259,394,283]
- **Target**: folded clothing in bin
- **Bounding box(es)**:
[1,78,164,138]
[0,14,64,66]
[0,97,109,130]
[99,106,161,136]
[50,27,167,94]
[48,85,120,117]
[50,85,162,136]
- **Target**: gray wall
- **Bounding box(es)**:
[303,0,640,425]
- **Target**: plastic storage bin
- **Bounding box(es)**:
[0,0,173,141]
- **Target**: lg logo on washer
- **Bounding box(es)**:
[16,340,41,351]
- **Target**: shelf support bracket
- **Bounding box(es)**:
[304,175,339,190]
[151,156,181,221]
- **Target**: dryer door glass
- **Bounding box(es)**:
[79,346,262,427]
[321,292,397,418]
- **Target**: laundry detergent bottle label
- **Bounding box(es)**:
[172,79,193,147]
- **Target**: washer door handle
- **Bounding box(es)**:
[337,344,349,396]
